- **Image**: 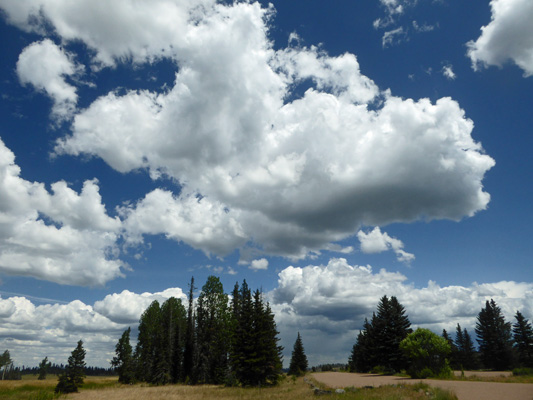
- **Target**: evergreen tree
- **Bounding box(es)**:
[55,340,86,394]
[348,296,411,373]
[475,299,514,370]
[135,300,162,383]
[111,327,135,384]
[442,329,458,369]
[288,332,308,376]
[196,276,230,384]
[0,350,12,380]
[349,318,373,372]
[513,311,533,367]
[183,277,197,383]
[38,356,51,380]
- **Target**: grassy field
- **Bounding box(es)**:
[0,375,458,400]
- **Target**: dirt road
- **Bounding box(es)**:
[311,372,533,400]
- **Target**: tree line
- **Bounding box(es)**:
[348,296,533,377]
[112,276,283,387]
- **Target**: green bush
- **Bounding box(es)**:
[513,367,533,376]
[400,328,451,379]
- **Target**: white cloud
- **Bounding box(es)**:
[2,0,495,265]
[467,0,533,77]
[442,65,456,80]
[0,138,124,286]
[16,39,80,121]
[382,27,407,47]
[93,288,186,324]
[119,189,246,257]
[250,258,269,271]
[270,258,533,367]
[357,227,415,264]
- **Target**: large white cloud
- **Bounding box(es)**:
[270,258,533,366]
[467,0,533,77]
[16,39,80,121]
[1,0,495,265]
[0,138,123,286]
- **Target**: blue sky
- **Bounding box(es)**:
[0,0,532,368]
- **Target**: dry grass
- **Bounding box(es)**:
[0,375,458,400]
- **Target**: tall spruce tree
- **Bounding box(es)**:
[349,318,374,372]
[475,299,514,370]
[288,332,308,376]
[135,300,161,382]
[513,311,533,367]
[55,340,86,394]
[348,296,411,373]
[451,324,478,370]
[183,277,197,383]
[157,297,187,384]
[196,276,230,384]
[111,327,135,384]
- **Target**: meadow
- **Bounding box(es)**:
[0,374,458,400]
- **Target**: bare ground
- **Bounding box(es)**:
[311,372,533,400]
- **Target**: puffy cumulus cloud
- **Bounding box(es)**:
[357,227,415,264]
[94,287,186,324]
[0,0,217,67]
[16,39,80,121]
[0,287,188,367]
[249,258,269,271]
[0,138,123,286]
[5,0,494,261]
[467,0,533,77]
[0,295,123,367]
[269,258,533,366]
[119,189,246,257]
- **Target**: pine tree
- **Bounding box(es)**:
[442,329,458,369]
[135,300,161,383]
[475,299,514,370]
[349,318,373,372]
[453,324,478,370]
[111,327,135,384]
[183,277,197,383]
[513,311,533,367]
[288,332,308,376]
[196,276,230,384]
[348,296,411,373]
[38,356,51,380]
[55,340,86,394]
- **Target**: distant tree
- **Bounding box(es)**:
[111,327,135,384]
[0,350,12,380]
[513,311,533,367]
[55,340,86,394]
[196,276,230,384]
[400,328,451,379]
[475,299,515,370]
[288,332,308,376]
[38,356,51,380]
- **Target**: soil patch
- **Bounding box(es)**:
[311,372,533,400]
